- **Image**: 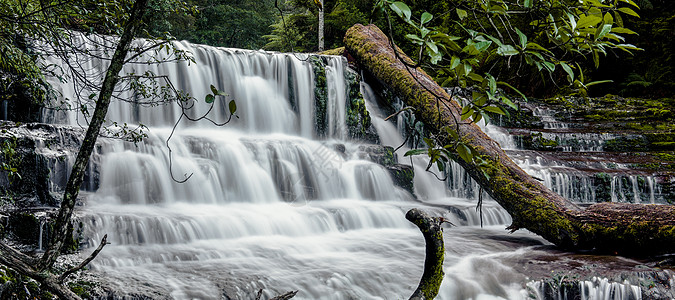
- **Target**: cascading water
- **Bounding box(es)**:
[35,34,660,299]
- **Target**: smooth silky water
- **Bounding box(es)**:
[42,35,644,299]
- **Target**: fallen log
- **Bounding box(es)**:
[344,24,675,255]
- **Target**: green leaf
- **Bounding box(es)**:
[88,93,97,99]
[617,7,639,18]
[487,75,497,95]
[515,28,527,48]
[524,0,532,8]
[210,84,218,95]
[497,81,528,101]
[467,72,484,82]
[596,24,612,39]
[484,106,506,115]
[456,8,467,20]
[611,27,637,35]
[497,45,519,56]
[592,49,600,68]
[421,12,432,25]
[405,149,428,156]
[543,61,555,72]
[560,62,574,82]
[228,100,237,114]
[450,56,461,69]
[205,94,215,104]
[456,144,472,163]
[603,12,613,25]
[391,2,412,20]
[576,15,602,29]
[525,42,550,52]
[406,34,424,44]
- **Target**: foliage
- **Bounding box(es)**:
[0,138,21,182]
[375,0,642,177]
[592,0,674,98]
[265,0,373,52]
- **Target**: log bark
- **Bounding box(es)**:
[406,209,445,300]
[344,24,675,255]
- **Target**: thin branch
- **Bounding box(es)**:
[59,234,109,283]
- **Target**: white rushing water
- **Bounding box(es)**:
[40,34,648,299]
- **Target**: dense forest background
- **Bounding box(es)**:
[156,0,672,99]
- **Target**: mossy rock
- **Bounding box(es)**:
[387,164,414,195]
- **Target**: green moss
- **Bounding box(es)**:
[310,56,328,137]
[344,70,378,142]
[516,133,559,151]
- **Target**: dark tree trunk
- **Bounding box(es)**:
[344,24,675,255]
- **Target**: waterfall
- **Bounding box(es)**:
[32,34,655,299]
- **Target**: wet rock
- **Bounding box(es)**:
[357,145,396,166]
[387,164,414,195]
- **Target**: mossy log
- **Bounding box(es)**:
[344,24,675,255]
[406,209,445,300]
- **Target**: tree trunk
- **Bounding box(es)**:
[39,0,150,271]
[0,1,150,299]
[343,24,675,255]
[318,0,325,52]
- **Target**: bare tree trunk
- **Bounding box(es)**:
[344,24,675,255]
[318,0,324,51]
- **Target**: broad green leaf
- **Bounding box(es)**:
[406,34,424,44]
[543,61,555,72]
[497,44,519,56]
[524,0,532,8]
[425,40,439,54]
[210,84,218,95]
[467,72,484,83]
[421,12,432,25]
[461,105,472,120]
[450,56,461,69]
[228,100,237,114]
[576,15,602,29]
[614,11,624,27]
[391,2,412,20]
[603,12,613,25]
[487,75,497,95]
[526,42,550,52]
[205,94,215,104]
[484,106,505,115]
[611,27,637,34]
[456,144,473,163]
[596,24,612,39]
[617,7,639,18]
[463,63,473,76]
[456,8,467,20]
[515,28,527,48]
[560,62,574,82]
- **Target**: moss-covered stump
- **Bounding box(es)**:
[344,24,675,255]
